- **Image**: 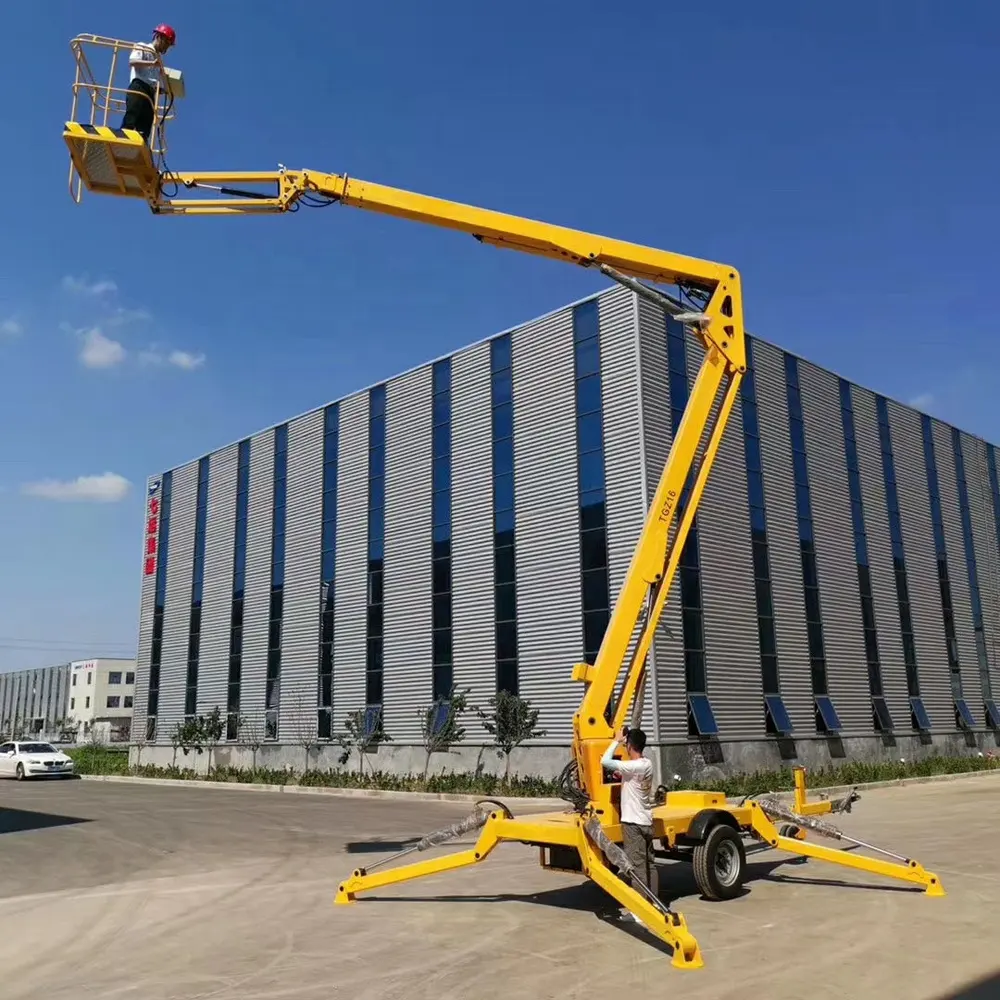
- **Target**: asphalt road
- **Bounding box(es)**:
[1,774,998,999]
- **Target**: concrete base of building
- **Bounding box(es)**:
[131,728,997,782]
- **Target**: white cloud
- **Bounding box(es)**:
[21,471,131,503]
[0,317,21,338]
[61,275,118,297]
[79,327,126,369]
[138,346,164,366]
[168,349,206,371]
[909,393,935,411]
[108,306,152,327]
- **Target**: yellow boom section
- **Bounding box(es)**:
[64,133,747,811]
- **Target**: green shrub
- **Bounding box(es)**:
[66,745,1000,797]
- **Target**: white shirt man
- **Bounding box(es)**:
[601,726,658,911]
[120,24,175,143]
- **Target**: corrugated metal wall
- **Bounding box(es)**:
[278,410,323,741]
[510,307,583,743]
[964,434,1000,695]
[748,340,813,732]
[931,420,982,709]
[450,341,495,737]
[850,387,911,725]
[598,287,654,734]
[798,361,870,734]
[886,402,953,728]
[159,461,197,736]
[240,429,275,735]
[332,393,370,719]
[383,368,434,741]
[198,443,238,716]
[691,331,762,740]
[131,284,1000,755]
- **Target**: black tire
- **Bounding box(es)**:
[692,823,746,901]
[15,763,25,781]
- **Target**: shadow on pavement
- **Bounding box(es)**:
[937,971,1000,999]
[0,807,91,835]
[345,837,420,854]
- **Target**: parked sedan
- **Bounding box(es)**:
[0,741,75,780]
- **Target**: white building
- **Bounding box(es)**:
[68,658,137,742]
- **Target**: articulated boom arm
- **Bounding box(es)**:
[161,166,747,805]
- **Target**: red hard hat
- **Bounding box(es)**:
[153,23,176,45]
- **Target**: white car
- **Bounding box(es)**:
[0,741,75,780]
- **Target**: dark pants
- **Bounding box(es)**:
[622,822,658,899]
[121,78,155,142]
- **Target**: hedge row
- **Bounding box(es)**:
[66,746,1000,797]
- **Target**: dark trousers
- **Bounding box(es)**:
[622,822,658,899]
[121,78,155,142]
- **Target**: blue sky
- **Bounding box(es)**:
[0,0,997,672]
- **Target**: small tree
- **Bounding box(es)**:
[335,707,392,776]
[131,730,149,769]
[291,693,322,774]
[417,686,470,782]
[177,717,206,760]
[199,706,224,773]
[476,690,547,785]
[170,722,185,767]
[237,714,266,775]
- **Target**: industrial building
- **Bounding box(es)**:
[66,657,137,742]
[131,285,1000,779]
[0,663,72,741]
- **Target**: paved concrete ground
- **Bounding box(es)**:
[0,775,998,1000]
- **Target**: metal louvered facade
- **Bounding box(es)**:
[130,286,1000,780]
[0,663,71,741]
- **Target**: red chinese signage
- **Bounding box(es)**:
[144,480,161,576]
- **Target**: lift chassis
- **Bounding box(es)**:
[63,33,946,970]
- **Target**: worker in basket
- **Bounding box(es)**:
[121,23,176,143]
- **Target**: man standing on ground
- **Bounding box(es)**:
[121,24,176,143]
[601,725,658,919]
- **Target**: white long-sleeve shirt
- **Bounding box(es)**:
[601,739,654,826]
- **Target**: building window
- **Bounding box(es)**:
[953,429,998,727]
[742,338,793,736]
[85,697,90,709]
[263,423,288,742]
[784,354,841,733]
[572,299,611,666]
[70,698,75,710]
[366,386,387,710]
[875,396,931,730]
[146,470,172,740]
[107,696,121,709]
[126,671,135,685]
[108,672,122,685]
[226,439,251,741]
[317,412,337,739]
[431,360,454,701]
[87,673,92,685]
[491,335,519,695]
[666,316,717,737]
[840,380,893,732]
[186,457,210,719]
[124,696,133,709]
[72,675,77,687]
[921,416,975,729]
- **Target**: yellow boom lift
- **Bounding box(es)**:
[64,35,946,969]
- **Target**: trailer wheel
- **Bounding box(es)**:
[692,823,746,901]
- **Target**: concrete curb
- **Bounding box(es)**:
[79,765,1000,807]
[78,774,566,808]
